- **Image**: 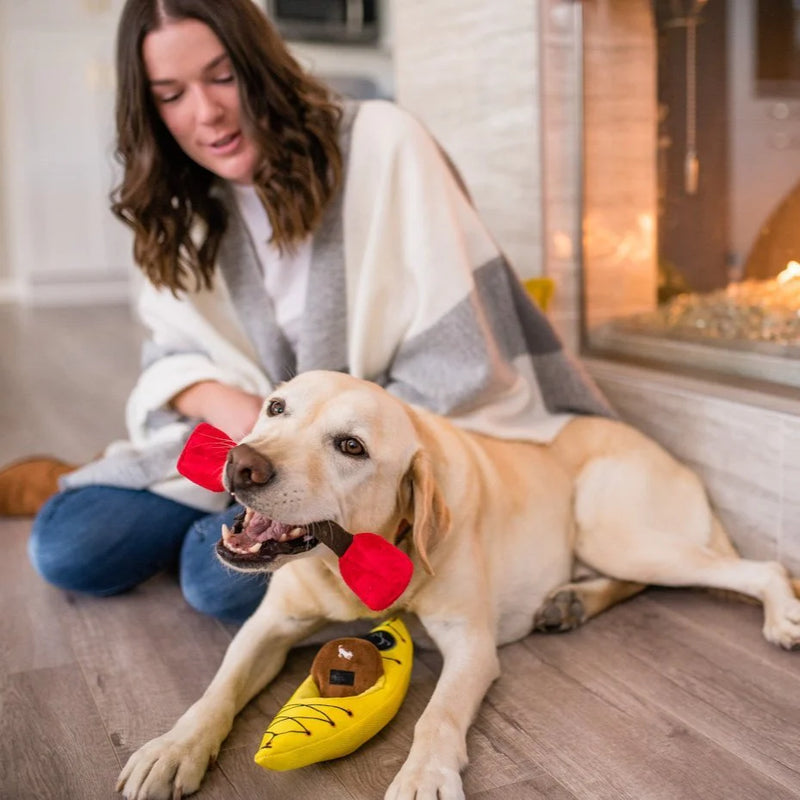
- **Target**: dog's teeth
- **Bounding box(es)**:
[244,508,254,526]
[288,527,303,540]
[247,542,263,554]
[221,523,232,542]
[279,532,288,542]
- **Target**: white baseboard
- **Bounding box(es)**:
[0,279,23,304]
[0,277,135,307]
[30,279,133,306]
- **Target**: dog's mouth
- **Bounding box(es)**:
[216,507,321,569]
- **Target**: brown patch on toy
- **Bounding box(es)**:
[311,637,384,698]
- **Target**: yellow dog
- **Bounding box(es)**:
[119,370,800,800]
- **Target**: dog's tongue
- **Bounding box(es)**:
[177,424,414,610]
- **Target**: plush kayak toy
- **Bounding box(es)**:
[176,423,414,610]
[254,617,413,771]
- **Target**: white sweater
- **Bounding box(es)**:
[63,101,610,510]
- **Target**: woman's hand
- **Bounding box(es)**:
[170,381,264,441]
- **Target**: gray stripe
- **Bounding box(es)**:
[387,255,612,418]
[215,183,297,383]
[502,262,563,356]
[473,257,561,360]
[474,257,612,415]
[533,350,615,417]
[296,100,358,375]
[388,280,517,416]
[212,101,360,383]
[60,438,187,491]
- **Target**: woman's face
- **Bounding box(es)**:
[142,18,259,184]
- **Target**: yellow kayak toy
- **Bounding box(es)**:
[254,617,413,771]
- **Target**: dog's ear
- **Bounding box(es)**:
[405,449,451,575]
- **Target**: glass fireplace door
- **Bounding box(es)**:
[585,0,800,390]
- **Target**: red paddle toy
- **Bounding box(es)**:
[177,423,413,611]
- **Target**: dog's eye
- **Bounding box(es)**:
[337,437,366,457]
[266,399,285,417]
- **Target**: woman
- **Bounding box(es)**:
[22,0,610,623]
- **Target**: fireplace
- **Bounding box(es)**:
[391,0,800,570]
[582,0,800,390]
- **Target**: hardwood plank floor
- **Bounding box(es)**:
[0,304,142,464]
[1,304,800,800]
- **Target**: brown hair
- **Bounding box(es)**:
[112,0,342,292]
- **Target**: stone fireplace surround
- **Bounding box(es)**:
[392,0,800,573]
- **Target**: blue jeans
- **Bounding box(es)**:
[28,486,269,623]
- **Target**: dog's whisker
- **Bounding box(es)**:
[204,442,236,452]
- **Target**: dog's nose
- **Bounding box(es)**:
[226,444,274,491]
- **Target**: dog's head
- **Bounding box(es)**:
[216,370,450,575]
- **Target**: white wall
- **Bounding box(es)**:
[393,0,544,284]
[0,0,134,305]
[0,0,396,307]
[0,1,16,300]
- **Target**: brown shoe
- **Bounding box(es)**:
[0,457,78,517]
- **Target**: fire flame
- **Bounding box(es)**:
[777,260,800,284]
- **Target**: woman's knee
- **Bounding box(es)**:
[181,575,265,624]
[29,486,198,596]
[180,513,268,623]
[28,489,106,593]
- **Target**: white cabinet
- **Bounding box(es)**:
[0,0,135,304]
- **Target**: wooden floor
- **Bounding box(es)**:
[2,303,800,800]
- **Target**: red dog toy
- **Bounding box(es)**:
[177,423,414,610]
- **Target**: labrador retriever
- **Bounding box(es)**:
[118,369,800,800]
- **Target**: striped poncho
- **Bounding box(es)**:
[63,100,611,511]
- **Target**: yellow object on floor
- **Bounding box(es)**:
[523,276,555,311]
[254,618,413,771]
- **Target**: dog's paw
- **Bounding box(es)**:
[385,760,465,800]
[116,731,217,800]
[763,597,800,650]
[533,588,586,633]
